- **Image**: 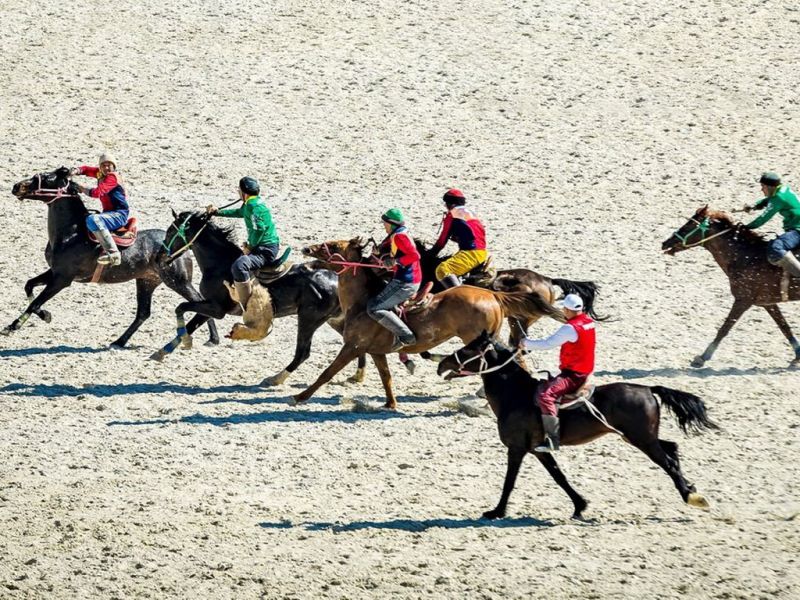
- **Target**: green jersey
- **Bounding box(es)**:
[746,185,800,232]
[217,195,280,247]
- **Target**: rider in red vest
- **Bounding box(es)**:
[519,293,596,452]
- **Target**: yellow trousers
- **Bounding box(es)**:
[435,249,489,280]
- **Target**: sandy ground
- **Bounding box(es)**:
[1,1,799,598]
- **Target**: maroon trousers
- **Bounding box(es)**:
[536,370,588,416]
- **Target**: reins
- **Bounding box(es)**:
[30,173,73,204]
[449,345,524,377]
[318,242,387,276]
[162,198,242,263]
[666,216,734,252]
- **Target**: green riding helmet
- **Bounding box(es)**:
[381,208,405,227]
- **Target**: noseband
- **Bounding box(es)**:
[317,242,384,276]
[28,173,73,204]
[447,343,522,377]
[668,216,733,251]
[162,214,208,263]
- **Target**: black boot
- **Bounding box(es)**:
[440,274,461,289]
[534,415,560,453]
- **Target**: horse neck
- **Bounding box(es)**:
[191,229,240,270]
[46,196,87,243]
[336,266,371,310]
[479,350,533,412]
[702,230,758,274]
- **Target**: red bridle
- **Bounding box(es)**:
[317,241,386,276]
[28,173,73,204]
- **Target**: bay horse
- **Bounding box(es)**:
[153,210,367,386]
[662,205,800,367]
[296,238,565,409]
[7,167,218,348]
[413,239,606,346]
[436,331,717,519]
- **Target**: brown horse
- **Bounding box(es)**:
[662,206,800,367]
[436,331,717,519]
[295,238,564,408]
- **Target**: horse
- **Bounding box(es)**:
[7,167,218,348]
[296,238,565,409]
[662,205,800,367]
[153,210,367,386]
[412,239,606,346]
[435,331,717,519]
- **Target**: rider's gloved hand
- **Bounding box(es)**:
[205,205,218,215]
[743,204,754,213]
[381,256,396,268]
[69,167,81,177]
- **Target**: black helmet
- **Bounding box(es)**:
[758,172,781,186]
[239,176,260,196]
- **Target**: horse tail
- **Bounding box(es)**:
[651,386,720,435]
[551,278,609,321]
[494,290,564,323]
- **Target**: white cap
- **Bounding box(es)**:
[560,294,584,311]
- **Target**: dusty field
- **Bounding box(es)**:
[1,1,798,598]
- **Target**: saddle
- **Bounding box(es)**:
[560,382,597,411]
[255,247,293,285]
[400,281,434,314]
[87,217,138,247]
[462,255,496,286]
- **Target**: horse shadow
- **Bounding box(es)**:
[0,381,260,399]
[594,365,789,380]
[0,345,106,358]
[200,393,440,406]
[259,515,552,532]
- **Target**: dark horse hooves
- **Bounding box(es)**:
[481,508,505,520]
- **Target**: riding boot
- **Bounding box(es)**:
[776,253,800,277]
[376,314,416,351]
[440,274,461,289]
[534,415,560,453]
[95,228,122,266]
[234,279,253,310]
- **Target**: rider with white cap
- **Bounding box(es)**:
[70,153,129,266]
[518,293,596,453]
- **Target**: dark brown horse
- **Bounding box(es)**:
[295,238,565,408]
[436,331,717,519]
[662,206,800,367]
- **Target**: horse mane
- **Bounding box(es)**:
[194,212,240,248]
[705,209,767,246]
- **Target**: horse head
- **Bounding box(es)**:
[302,237,367,264]
[161,209,211,262]
[11,167,77,202]
[437,330,502,380]
[661,204,733,255]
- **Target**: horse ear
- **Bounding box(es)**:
[697,204,709,216]
[56,166,69,178]
[170,207,178,219]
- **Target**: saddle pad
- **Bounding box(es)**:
[87,217,138,247]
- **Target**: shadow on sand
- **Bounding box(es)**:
[0,381,260,398]
[259,515,552,532]
[0,345,107,358]
[594,365,790,380]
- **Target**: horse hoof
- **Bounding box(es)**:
[382,401,397,410]
[0,327,11,337]
[687,492,710,510]
[346,368,366,384]
[690,356,706,368]
[481,509,504,520]
[40,310,52,324]
[404,360,416,375]
[289,396,304,406]
[260,370,289,387]
[204,339,219,347]
[149,350,166,362]
[180,335,193,350]
[790,357,800,369]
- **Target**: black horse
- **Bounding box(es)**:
[413,240,605,345]
[154,210,366,386]
[7,167,218,347]
[436,331,717,519]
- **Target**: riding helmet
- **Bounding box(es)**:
[381,208,405,226]
[758,172,781,186]
[443,188,466,206]
[239,176,260,196]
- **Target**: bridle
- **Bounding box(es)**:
[28,173,73,204]
[668,215,733,251]
[316,241,385,276]
[162,213,208,263]
[446,342,523,377]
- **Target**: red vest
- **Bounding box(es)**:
[559,313,596,375]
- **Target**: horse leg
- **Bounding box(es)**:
[292,344,360,405]
[150,300,227,361]
[23,269,55,323]
[159,260,220,346]
[260,312,328,387]
[110,278,160,348]
[369,353,397,409]
[2,276,71,336]
[534,453,589,519]
[636,439,709,509]
[482,446,526,520]
[349,354,368,383]
[691,300,750,367]
[763,304,800,365]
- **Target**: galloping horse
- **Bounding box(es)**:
[436,332,717,519]
[662,205,800,367]
[296,238,565,408]
[413,239,606,345]
[154,210,366,386]
[7,168,218,347]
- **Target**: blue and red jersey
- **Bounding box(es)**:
[78,166,129,214]
[433,206,486,252]
[379,227,422,284]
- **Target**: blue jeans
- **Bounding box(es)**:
[366,279,419,340]
[86,211,128,232]
[231,244,279,282]
[768,229,800,263]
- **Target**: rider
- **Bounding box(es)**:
[518,293,596,453]
[744,172,800,277]
[368,208,422,351]
[430,189,488,289]
[70,153,129,266]
[206,177,279,309]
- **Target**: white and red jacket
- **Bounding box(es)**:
[522,312,596,376]
[77,166,129,213]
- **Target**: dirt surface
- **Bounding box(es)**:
[1,1,798,598]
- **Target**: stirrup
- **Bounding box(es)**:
[534,438,558,453]
[98,252,121,266]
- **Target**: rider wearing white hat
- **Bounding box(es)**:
[518,293,596,453]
